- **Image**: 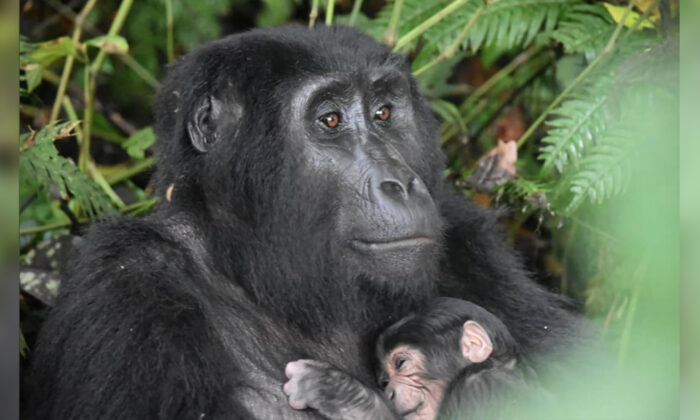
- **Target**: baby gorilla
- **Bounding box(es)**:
[284,297,528,419]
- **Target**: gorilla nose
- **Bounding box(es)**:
[374,172,429,204]
[385,385,396,401]
[380,178,409,200]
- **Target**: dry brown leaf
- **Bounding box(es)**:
[466,140,517,191]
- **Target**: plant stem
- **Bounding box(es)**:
[383,0,404,47]
[414,4,485,76]
[309,0,319,28]
[325,0,336,25]
[104,157,155,185]
[87,161,125,208]
[19,198,158,236]
[43,0,159,89]
[516,0,638,149]
[620,0,661,44]
[164,0,175,62]
[61,97,80,132]
[394,0,470,51]
[48,0,97,125]
[441,46,544,141]
[460,45,541,113]
[80,0,134,173]
[119,54,160,89]
[349,0,364,26]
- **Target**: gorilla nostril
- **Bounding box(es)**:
[380,180,408,200]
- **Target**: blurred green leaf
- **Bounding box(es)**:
[86,35,130,55]
[23,64,42,93]
[122,127,156,160]
[29,36,78,67]
[257,0,293,27]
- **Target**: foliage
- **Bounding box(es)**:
[20,122,115,218]
[18,3,679,416]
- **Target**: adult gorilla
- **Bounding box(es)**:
[26,25,583,419]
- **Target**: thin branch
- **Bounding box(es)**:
[43,68,138,136]
[20,192,39,215]
[48,0,97,125]
[349,0,364,26]
[516,0,638,149]
[80,0,135,173]
[43,0,159,89]
[164,0,175,62]
[394,0,470,51]
[441,46,544,141]
[383,0,404,47]
[620,0,661,44]
[87,161,126,208]
[104,157,156,186]
[19,198,158,236]
[325,0,336,25]
[309,0,320,28]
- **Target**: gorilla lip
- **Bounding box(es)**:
[399,401,423,417]
[352,237,436,252]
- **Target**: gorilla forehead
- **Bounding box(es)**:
[200,25,408,91]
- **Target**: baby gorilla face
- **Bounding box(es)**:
[380,345,446,420]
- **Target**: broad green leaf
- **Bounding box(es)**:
[122,127,156,160]
[602,3,656,29]
[23,64,42,93]
[86,35,129,55]
[30,37,77,67]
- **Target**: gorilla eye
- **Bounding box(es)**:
[321,112,340,128]
[375,105,391,122]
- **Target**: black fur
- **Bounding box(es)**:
[24,25,583,419]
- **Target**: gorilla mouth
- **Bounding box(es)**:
[352,237,436,252]
[399,401,424,418]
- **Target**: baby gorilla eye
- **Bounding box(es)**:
[320,112,340,128]
[395,356,408,370]
[375,105,391,122]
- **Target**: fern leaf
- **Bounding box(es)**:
[538,90,608,175]
[423,0,581,54]
[564,127,632,214]
[549,4,614,57]
[357,0,582,56]
[20,122,115,218]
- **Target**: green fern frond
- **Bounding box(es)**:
[549,4,614,57]
[564,127,632,214]
[538,89,608,175]
[358,0,582,54]
[20,122,115,218]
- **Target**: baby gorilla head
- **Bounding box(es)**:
[376,297,520,419]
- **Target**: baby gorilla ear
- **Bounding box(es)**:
[461,321,493,363]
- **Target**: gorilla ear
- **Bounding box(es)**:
[461,321,493,363]
[187,95,224,153]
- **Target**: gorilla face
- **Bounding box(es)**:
[156,26,446,287]
[288,69,443,277]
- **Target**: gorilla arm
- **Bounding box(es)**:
[24,219,244,420]
[437,192,590,359]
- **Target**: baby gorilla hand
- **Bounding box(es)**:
[283,359,332,411]
[283,359,397,420]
